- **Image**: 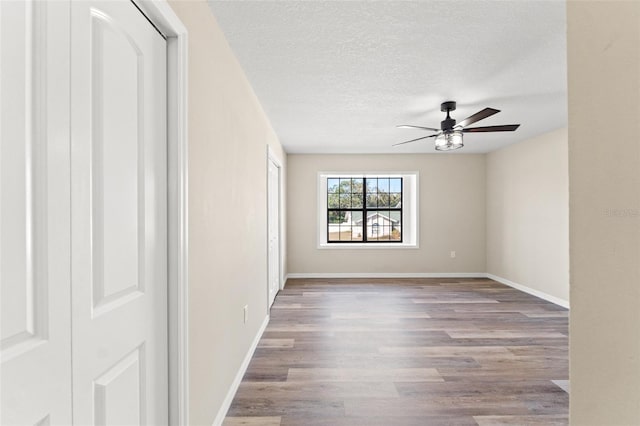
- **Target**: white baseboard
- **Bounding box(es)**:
[486,273,570,309]
[212,315,270,426]
[286,272,487,279]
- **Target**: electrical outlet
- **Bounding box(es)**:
[243,305,248,324]
[450,251,456,258]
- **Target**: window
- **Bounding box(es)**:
[327,177,403,243]
[318,172,419,249]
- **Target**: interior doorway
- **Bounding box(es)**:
[267,147,283,309]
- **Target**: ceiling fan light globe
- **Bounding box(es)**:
[434,130,464,151]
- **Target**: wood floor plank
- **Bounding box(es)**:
[447,330,567,339]
[281,415,478,426]
[223,416,282,426]
[343,395,531,417]
[524,312,569,318]
[224,278,568,425]
[394,380,566,398]
[226,397,345,418]
[287,367,443,382]
[258,339,295,348]
[474,414,569,425]
[412,298,500,304]
[379,345,515,358]
[331,312,431,319]
[234,381,400,399]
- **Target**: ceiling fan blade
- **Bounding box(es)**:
[463,124,520,133]
[456,107,500,128]
[392,134,439,147]
[397,124,440,132]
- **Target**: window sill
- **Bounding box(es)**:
[318,242,419,250]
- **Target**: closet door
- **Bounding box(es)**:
[70,1,169,424]
[0,1,73,425]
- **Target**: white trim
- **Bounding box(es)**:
[286,272,487,279]
[135,0,186,37]
[316,243,420,250]
[131,2,189,425]
[486,273,570,309]
[212,315,270,426]
[267,145,283,167]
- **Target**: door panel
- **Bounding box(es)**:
[0,1,73,424]
[93,345,145,426]
[71,1,168,424]
[91,11,144,313]
[0,0,42,353]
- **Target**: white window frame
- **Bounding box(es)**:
[317,171,419,249]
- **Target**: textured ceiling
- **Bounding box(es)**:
[208,1,567,154]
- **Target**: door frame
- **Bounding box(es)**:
[267,145,284,309]
[129,2,189,425]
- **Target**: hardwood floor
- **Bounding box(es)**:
[224,278,569,426]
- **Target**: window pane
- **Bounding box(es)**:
[389,193,401,207]
[391,225,401,241]
[366,178,378,193]
[328,178,339,193]
[390,178,402,192]
[366,194,377,208]
[340,225,352,241]
[366,210,398,241]
[339,193,351,209]
[328,193,339,208]
[351,211,363,241]
[328,227,341,241]
[351,178,363,194]
[328,215,341,240]
[352,192,363,208]
[368,222,380,239]
[378,193,392,208]
[381,226,391,240]
[377,178,389,192]
[328,210,346,224]
[339,178,351,194]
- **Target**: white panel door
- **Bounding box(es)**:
[267,157,280,308]
[70,2,168,425]
[0,1,73,425]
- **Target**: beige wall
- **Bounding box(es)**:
[568,1,640,424]
[287,154,486,274]
[486,128,569,304]
[168,2,286,424]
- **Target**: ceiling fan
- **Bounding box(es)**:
[394,101,520,151]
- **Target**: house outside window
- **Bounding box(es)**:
[318,172,419,249]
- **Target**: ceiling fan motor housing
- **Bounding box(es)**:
[440,101,457,131]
